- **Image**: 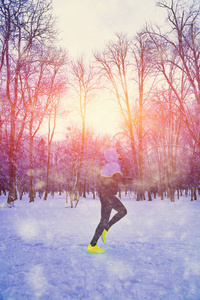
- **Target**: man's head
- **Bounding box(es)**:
[101,148,122,177]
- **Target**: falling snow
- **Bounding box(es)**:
[0,193,200,299]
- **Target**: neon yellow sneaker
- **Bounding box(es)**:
[87,244,105,254]
[101,229,108,243]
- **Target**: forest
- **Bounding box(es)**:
[1,0,200,205]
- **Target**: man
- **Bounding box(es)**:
[87,148,132,254]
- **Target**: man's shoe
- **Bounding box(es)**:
[87,244,105,254]
[101,229,108,243]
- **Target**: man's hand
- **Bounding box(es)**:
[112,172,123,182]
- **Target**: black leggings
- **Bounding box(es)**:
[90,195,127,246]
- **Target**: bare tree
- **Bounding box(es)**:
[67,56,98,200]
[43,53,67,201]
[94,33,156,199]
[94,33,139,181]
[147,0,200,151]
[131,31,157,199]
[0,0,62,203]
[142,0,200,198]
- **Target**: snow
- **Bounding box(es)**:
[1,193,200,300]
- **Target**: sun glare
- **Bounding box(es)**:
[86,101,121,135]
[39,100,121,141]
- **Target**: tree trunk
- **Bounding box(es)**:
[29,112,35,202]
[91,171,95,199]
[7,106,17,203]
[148,191,152,201]
[83,175,87,198]
[44,146,51,200]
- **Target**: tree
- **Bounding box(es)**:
[95,34,139,181]
[95,33,156,199]
[43,53,67,200]
[131,31,157,199]
[0,0,62,203]
[67,56,98,200]
[147,0,200,152]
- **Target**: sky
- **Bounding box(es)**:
[50,0,167,139]
[52,0,165,59]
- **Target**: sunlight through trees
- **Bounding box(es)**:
[1,0,200,203]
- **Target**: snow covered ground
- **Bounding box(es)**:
[1,192,200,300]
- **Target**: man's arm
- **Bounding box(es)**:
[112,172,133,185]
[122,177,133,185]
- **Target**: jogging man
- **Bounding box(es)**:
[87,148,132,254]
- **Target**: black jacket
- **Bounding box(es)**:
[99,172,132,198]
